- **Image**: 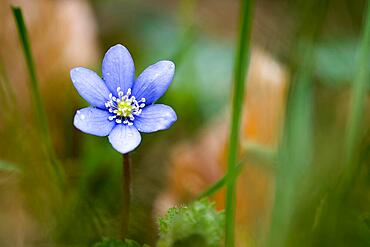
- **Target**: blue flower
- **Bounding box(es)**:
[71,44,177,154]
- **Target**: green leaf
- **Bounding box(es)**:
[157,199,224,247]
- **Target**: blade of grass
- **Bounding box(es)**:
[0,59,18,113]
[225,0,254,246]
[242,141,276,166]
[198,142,275,199]
[306,3,370,243]
[11,6,65,188]
[268,50,314,247]
[268,1,328,245]
[199,162,244,201]
[340,0,370,194]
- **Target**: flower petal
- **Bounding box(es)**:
[70,67,110,109]
[102,44,135,95]
[132,61,175,105]
[134,104,177,133]
[73,107,115,136]
[108,124,141,154]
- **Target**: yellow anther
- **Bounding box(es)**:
[117,100,133,117]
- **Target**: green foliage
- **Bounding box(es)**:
[93,238,150,247]
[157,199,224,247]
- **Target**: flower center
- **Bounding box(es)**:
[105,87,145,125]
[117,100,133,117]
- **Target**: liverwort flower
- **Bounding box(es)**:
[71,44,177,153]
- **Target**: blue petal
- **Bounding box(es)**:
[102,44,135,96]
[108,124,141,154]
[132,61,175,105]
[73,107,115,136]
[70,67,111,109]
[134,104,177,133]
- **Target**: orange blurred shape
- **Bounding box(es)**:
[155,47,288,246]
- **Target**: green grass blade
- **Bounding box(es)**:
[225,0,254,246]
[11,6,65,188]
[198,163,243,200]
[0,59,17,112]
[341,1,370,194]
[268,1,328,245]
[198,142,275,199]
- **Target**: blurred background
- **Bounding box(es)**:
[0,0,369,246]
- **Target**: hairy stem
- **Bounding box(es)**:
[122,153,131,239]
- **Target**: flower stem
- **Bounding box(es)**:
[121,153,131,239]
[225,0,254,246]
